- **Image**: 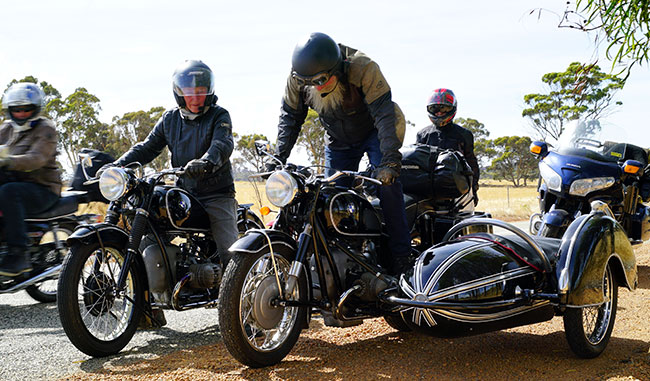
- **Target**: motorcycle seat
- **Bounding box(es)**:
[25,192,83,221]
[468,232,561,270]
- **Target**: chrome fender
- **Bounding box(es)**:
[556,212,637,307]
[228,229,297,254]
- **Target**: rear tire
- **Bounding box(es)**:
[57,240,144,357]
[218,246,307,368]
[384,314,412,332]
[563,263,618,358]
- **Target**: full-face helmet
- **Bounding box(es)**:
[427,88,457,127]
[2,82,45,125]
[172,60,216,112]
[291,32,342,87]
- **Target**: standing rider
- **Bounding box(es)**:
[0,83,62,277]
[111,60,239,267]
[273,32,412,275]
[416,88,480,205]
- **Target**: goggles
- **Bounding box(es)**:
[427,104,454,115]
[292,70,332,87]
[9,105,37,113]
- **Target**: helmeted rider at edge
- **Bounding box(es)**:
[272,32,412,275]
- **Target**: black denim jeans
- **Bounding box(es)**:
[0,182,58,248]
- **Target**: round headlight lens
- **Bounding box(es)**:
[99,167,129,201]
[539,162,562,192]
[265,170,298,207]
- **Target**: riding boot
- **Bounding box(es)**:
[0,247,33,277]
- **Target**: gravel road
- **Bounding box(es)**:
[1,224,649,381]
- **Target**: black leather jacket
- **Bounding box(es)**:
[276,44,405,168]
[114,105,234,197]
[416,123,480,189]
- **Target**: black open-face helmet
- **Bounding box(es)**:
[291,32,342,87]
[172,60,216,112]
[2,82,45,125]
[427,88,457,127]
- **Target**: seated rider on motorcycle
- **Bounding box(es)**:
[416,89,480,205]
[0,83,62,277]
[109,60,239,267]
[272,32,412,275]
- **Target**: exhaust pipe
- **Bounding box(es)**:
[0,264,62,293]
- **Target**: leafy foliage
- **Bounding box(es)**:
[487,136,539,187]
[110,107,168,170]
[522,62,623,142]
[559,0,650,76]
[455,117,493,168]
[296,109,326,172]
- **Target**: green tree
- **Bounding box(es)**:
[522,62,624,142]
[110,107,168,170]
[56,87,106,166]
[487,136,539,187]
[558,0,649,76]
[234,133,271,173]
[455,117,492,168]
[296,109,326,171]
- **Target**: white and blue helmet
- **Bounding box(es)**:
[2,82,45,125]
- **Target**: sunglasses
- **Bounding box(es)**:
[292,70,332,87]
[427,104,453,114]
[9,105,36,113]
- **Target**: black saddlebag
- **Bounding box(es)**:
[69,148,115,203]
[400,144,473,200]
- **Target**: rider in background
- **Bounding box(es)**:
[272,32,412,275]
[0,83,61,277]
[416,88,480,205]
[111,60,239,267]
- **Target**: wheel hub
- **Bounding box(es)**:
[83,273,116,317]
[251,275,283,330]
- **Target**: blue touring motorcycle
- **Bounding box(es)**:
[217,142,635,368]
[529,120,650,242]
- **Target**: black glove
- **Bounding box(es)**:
[184,159,213,178]
[265,162,278,173]
[373,165,400,185]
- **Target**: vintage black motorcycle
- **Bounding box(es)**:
[57,162,263,357]
[529,119,650,242]
[218,143,636,368]
[217,142,493,367]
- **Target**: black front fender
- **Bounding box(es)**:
[557,213,637,307]
[67,223,130,247]
[229,229,297,254]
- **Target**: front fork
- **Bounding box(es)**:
[116,208,149,291]
[282,224,312,297]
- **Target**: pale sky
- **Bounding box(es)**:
[2,0,649,164]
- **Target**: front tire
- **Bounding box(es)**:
[57,240,144,357]
[563,263,618,358]
[218,247,307,368]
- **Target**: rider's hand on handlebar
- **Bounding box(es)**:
[373,164,400,186]
[184,159,213,179]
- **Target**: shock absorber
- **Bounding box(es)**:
[117,208,149,290]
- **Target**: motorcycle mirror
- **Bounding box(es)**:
[254,140,271,156]
[78,153,93,180]
[623,160,643,176]
[530,141,548,158]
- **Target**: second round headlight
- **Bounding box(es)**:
[265,170,298,207]
[99,167,130,201]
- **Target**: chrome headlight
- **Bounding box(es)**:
[539,162,562,192]
[569,177,615,197]
[265,170,298,207]
[99,167,130,201]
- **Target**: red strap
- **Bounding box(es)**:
[456,235,544,273]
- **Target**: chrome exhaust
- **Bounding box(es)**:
[0,264,62,293]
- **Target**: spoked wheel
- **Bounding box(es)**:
[25,225,75,303]
[57,240,144,357]
[563,263,618,358]
[218,247,307,368]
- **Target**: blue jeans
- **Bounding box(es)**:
[325,131,411,258]
[0,182,59,248]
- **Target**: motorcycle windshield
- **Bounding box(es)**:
[556,120,644,164]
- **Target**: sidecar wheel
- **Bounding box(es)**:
[218,247,307,368]
[384,314,412,332]
[563,263,618,358]
[57,240,144,357]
